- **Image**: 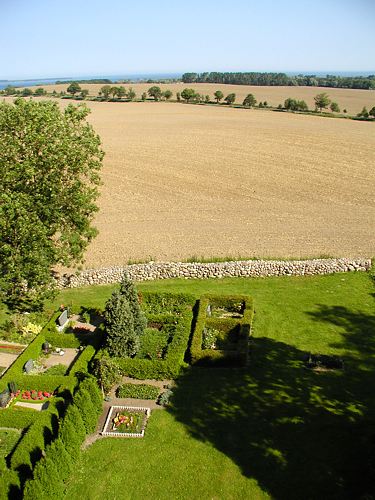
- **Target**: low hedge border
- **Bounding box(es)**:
[116,383,160,399]
[190,294,254,367]
[68,345,96,376]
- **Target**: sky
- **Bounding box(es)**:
[1,0,374,79]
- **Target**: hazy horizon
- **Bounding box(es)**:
[1,0,374,80]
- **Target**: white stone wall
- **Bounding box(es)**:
[56,258,371,288]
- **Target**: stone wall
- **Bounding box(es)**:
[56,258,371,288]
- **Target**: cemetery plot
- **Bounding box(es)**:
[190,294,254,367]
[102,406,151,437]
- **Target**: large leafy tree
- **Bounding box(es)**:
[148,86,162,101]
[67,82,81,95]
[181,88,196,103]
[0,99,104,308]
[243,94,257,107]
[314,92,330,112]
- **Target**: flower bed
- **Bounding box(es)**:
[102,406,150,437]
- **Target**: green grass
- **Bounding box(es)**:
[63,272,375,499]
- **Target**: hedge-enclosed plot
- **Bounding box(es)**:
[190,294,254,366]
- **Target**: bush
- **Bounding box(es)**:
[68,345,96,376]
[58,405,85,459]
[43,438,72,482]
[73,387,97,434]
[157,389,173,406]
[0,407,39,429]
[104,291,138,357]
[79,376,102,414]
[10,408,59,478]
[116,383,159,399]
[23,455,64,500]
[43,364,67,376]
[0,468,20,500]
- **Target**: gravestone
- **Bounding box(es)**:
[42,341,50,353]
[206,304,212,317]
[24,359,34,374]
[56,309,69,332]
[0,389,11,408]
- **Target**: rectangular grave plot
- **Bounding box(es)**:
[102,406,151,438]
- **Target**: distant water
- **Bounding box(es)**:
[0,73,182,90]
[1,71,374,90]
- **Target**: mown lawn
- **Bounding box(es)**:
[62,272,375,499]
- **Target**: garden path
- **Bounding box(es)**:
[0,352,19,370]
[41,348,79,368]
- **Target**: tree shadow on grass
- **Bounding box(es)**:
[169,334,375,499]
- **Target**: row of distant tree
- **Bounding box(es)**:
[182,72,375,90]
[2,84,374,117]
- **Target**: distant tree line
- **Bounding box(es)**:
[56,79,112,85]
[182,72,375,90]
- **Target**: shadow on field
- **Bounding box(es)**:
[169,324,375,499]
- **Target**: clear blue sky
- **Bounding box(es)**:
[1,0,374,79]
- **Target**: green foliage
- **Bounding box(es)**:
[66,82,82,95]
[0,99,104,309]
[68,345,97,376]
[137,327,169,360]
[119,278,146,338]
[284,98,308,111]
[176,92,181,101]
[181,88,196,102]
[369,106,375,117]
[242,94,257,107]
[45,438,73,482]
[0,406,39,429]
[34,88,46,96]
[314,92,331,111]
[92,354,121,393]
[59,404,86,459]
[22,88,33,97]
[224,93,236,105]
[330,101,340,112]
[73,387,97,434]
[214,90,224,103]
[43,364,67,376]
[0,468,20,500]
[10,409,58,477]
[116,383,159,399]
[157,389,173,406]
[190,294,253,366]
[127,87,136,100]
[116,86,126,98]
[23,455,64,500]
[163,89,173,100]
[79,376,102,413]
[148,86,162,101]
[104,291,138,357]
[100,85,112,99]
[80,89,89,99]
[357,106,369,118]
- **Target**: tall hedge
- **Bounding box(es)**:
[79,376,102,415]
[119,277,146,337]
[73,387,97,434]
[23,455,64,500]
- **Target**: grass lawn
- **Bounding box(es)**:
[63,272,375,499]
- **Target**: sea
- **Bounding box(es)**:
[0,74,182,90]
[0,71,374,90]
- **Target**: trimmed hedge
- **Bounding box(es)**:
[0,334,46,390]
[0,407,40,429]
[10,405,59,478]
[116,383,160,399]
[68,345,96,376]
[190,294,254,367]
[0,468,20,500]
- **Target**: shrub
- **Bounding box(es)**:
[0,407,39,429]
[73,387,97,434]
[0,468,20,500]
[43,438,73,482]
[23,455,64,500]
[68,345,96,376]
[43,364,67,376]
[10,409,58,477]
[104,291,138,357]
[158,389,173,406]
[59,405,85,459]
[116,383,159,399]
[119,278,146,338]
[79,376,103,414]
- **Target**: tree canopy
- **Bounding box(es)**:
[0,99,104,308]
[181,88,196,102]
[314,93,331,112]
[148,86,162,101]
[67,82,82,95]
[242,94,257,107]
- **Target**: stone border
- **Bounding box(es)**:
[56,258,371,288]
[101,405,151,438]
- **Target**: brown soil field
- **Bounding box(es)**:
[3,97,375,266]
[50,100,374,267]
[41,83,375,116]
